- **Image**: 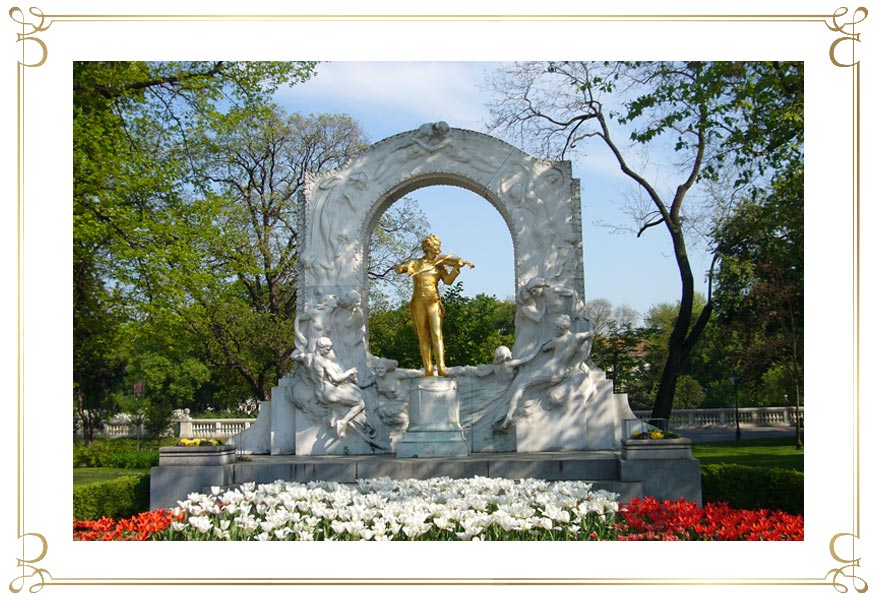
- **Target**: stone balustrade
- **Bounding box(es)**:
[632,406,804,428]
[183,418,255,439]
[100,421,144,438]
[75,416,257,440]
[78,406,802,440]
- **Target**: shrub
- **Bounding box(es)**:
[701,463,803,515]
[74,440,159,469]
[73,474,151,521]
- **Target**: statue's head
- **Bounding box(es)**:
[434,121,450,136]
[340,289,362,308]
[371,357,398,376]
[422,234,441,255]
[553,314,572,335]
[525,277,547,296]
[493,346,513,364]
[316,337,333,354]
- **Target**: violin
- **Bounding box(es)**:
[434,254,475,269]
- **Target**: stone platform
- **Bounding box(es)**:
[151,447,702,510]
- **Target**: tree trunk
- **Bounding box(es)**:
[76,389,94,447]
[651,226,698,421]
[652,332,686,421]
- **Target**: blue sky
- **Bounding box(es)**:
[277,61,715,319]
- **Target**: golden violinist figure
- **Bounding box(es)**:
[395,234,475,377]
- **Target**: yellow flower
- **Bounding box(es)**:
[649,431,664,440]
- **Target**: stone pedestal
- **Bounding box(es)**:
[396,377,468,458]
[151,445,237,509]
[621,437,694,460]
[618,437,702,504]
[158,444,237,466]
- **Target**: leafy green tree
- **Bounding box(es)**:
[590,319,656,400]
[756,365,795,408]
[74,61,317,423]
[440,283,516,367]
[74,61,430,413]
[487,61,803,421]
[671,374,706,410]
[112,347,210,447]
[178,105,369,400]
[713,166,804,407]
[368,283,516,369]
[73,255,125,444]
[366,302,421,368]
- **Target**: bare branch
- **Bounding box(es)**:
[637,216,666,237]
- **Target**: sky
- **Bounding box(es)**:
[276,61,716,320]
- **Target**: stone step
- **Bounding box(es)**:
[151,451,698,511]
[232,451,622,487]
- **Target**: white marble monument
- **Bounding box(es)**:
[230,123,638,456]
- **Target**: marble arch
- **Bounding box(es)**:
[298,122,586,352]
[230,122,638,457]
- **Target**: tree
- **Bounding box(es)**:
[74,62,431,410]
[487,61,803,420]
[589,319,657,401]
[671,375,706,410]
[612,305,641,328]
[583,298,613,334]
[713,166,804,407]
[439,283,516,367]
[73,252,125,444]
[368,197,431,310]
[585,298,650,398]
[180,106,369,400]
[74,61,318,419]
[368,283,516,369]
[367,303,422,368]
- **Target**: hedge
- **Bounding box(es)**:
[701,463,803,515]
[74,443,159,469]
[73,474,151,521]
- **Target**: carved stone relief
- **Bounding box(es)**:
[228,123,636,455]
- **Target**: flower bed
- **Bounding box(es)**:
[631,431,681,440]
[177,438,222,447]
[74,509,182,541]
[72,476,803,542]
[617,496,803,540]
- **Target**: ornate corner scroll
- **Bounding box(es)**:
[826,533,868,593]
[10,6,50,67]
[826,6,868,67]
[9,533,50,594]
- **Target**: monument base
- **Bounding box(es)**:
[396,430,469,458]
[396,377,468,458]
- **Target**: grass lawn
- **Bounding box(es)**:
[692,437,804,471]
[74,468,150,489]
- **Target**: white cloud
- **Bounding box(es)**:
[279,61,496,136]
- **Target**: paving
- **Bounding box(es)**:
[675,424,803,444]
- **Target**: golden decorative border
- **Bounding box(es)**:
[9,5,867,593]
[822,6,868,596]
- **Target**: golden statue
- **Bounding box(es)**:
[395,234,474,377]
